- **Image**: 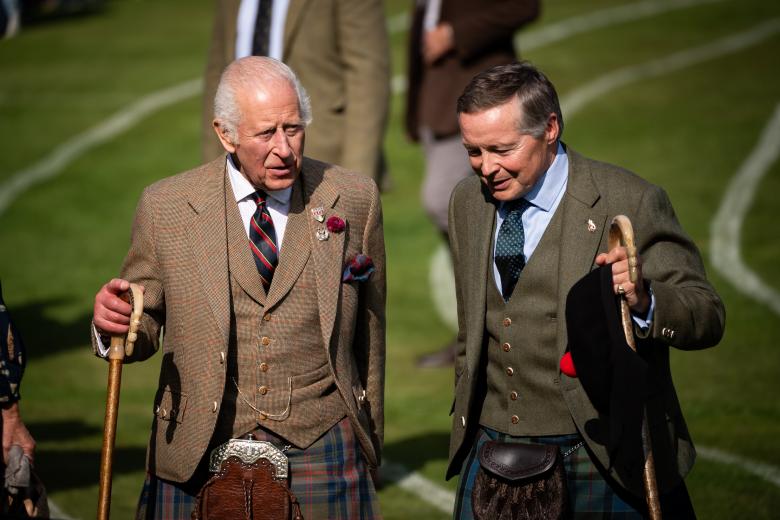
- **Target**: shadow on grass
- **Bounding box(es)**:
[9,298,93,357]
[383,431,451,473]
[28,419,101,442]
[35,445,146,493]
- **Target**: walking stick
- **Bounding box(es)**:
[97,284,143,520]
[608,216,662,520]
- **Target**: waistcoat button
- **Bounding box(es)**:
[503,317,512,327]
[261,336,271,346]
[511,415,519,424]
[502,342,511,352]
[510,391,518,401]
[506,367,514,376]
[259,362,269,372]
[258,385,268,395]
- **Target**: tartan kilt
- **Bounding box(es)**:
[136,416,380,520]
[454,427,644,519]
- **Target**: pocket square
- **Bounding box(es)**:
[342,254,375,282]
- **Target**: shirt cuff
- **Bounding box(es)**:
[93,323,110,357]
[631,287,655,330]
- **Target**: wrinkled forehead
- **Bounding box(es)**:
[237,80,302,124]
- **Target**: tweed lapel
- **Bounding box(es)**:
[301,161,344,351]
[465,183,497,375]
[282,0,312,58]
[264,176,310,310]
[224,169,267,307]
[188,158,234,342]
[556,148,607,356]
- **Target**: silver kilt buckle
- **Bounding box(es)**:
[208,438,289,480]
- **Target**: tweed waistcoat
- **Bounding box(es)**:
[479,204,576,436]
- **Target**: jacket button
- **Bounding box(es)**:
[219,351,226,364]
[212,401,218,413]
[258,385,268,395]
[461,416,466,427]
[259,362,269,372]
[511,415,519,424]
[261,336,271,347]
[506,367,514,376]
[502,342,511,352]
[503,317,512,327]
[510,391,518,401]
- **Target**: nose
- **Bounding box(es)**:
[271,128,292,158]
[481,151,499,177]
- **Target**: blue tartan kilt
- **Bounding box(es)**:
[454,427,645,519]
[136,416,380,520]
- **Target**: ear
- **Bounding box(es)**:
[213,120,237,154]
[544,113,560,145]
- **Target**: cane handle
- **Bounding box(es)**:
[608,215,638,284]
[107,283,143,360]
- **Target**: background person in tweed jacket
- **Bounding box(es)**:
[447,63,725,518]
[92,56,386,519]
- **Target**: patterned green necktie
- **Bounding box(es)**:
[495,198,531,301]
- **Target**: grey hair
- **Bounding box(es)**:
[457,61,563,140]
[214,56,312,143]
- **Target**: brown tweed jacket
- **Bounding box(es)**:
[202,0,390,182]
[446,147,725,497]
[95,156,386,483]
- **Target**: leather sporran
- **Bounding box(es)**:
[472,440,568,520]
[192,438,302,520]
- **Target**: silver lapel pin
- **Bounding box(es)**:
[315,227,329,241]
[587,219,597,233]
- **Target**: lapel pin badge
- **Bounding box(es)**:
[315,227,329,241]
[311,207,325,222]
[587,219,597,233]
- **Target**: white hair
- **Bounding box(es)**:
[214,56,312,143]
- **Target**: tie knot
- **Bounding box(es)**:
[505,197,530,216]
[253,190,268,206]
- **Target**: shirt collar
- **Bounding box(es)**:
[226,154,293,205]
[501,141,567,213]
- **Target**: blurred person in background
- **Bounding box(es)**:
[447,62,725,518]
[405,0,540,368]
[0,0,20,38]
[93,57,385,519]
[202,0,391,189]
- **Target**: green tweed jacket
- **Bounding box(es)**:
[446,146,725,497]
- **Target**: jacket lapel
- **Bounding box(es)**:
[225,170,267,307]
[188,159,234,343]
[556,148,607,356]
[264,176,310,310]
[466,184,496,375]
[283,0,312,59]
[301,162,344,351]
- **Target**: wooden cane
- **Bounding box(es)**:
[608,216,662,520]
[97,284,143,520]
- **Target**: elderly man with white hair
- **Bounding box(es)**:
[92,56,386,519]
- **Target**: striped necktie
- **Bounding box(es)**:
[495,198,531,301]
[249,190,278,290]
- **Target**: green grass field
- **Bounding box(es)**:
[1,0,779,518]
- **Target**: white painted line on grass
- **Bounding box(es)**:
[698,445,780,488]
[48,498,78,520]
[711,103,780,315]
[0,78,202,217]
[382,460,456,514]
[561,19,780,117]
[519,0,728,52]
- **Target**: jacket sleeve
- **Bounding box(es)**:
[449,0,540,62]
[633,185,725,349]
[336,0,391,181]
[90,187,165,363]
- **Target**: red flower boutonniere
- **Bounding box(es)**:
[326,216,346,233]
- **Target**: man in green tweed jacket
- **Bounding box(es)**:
[447,62,725,518]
